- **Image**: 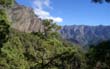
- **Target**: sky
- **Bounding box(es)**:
[16,0,110,26]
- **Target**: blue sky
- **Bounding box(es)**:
[16,0,110,26]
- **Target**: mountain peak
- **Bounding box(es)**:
[60,25,110,46]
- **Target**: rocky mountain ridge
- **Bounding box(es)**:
[7,2,44,33]
[2,2,110,46]
[60,25,110,46]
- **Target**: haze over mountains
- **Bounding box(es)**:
[60,25,110,46]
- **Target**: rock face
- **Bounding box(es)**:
[7,3,44,33]
[60,25,110,46]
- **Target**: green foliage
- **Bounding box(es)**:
[87,41,110,69]
[0,9,10,46]
[0,0,14,8]
[42,19,61,38]
[0,36,29,69]
[0,28,86,69]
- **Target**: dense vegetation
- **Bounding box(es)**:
[0,28,87,69]
[87,41,110,69]
[0,0,110,69]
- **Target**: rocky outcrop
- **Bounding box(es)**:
[60,25,110,46]
[7,3,44,33]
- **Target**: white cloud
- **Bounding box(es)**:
[33,0,52,9]
[34,9,49,18]
[33,0,43,9]
[44,0,51,8]
[51,17,63,23]
[34,9,63,23]
[47,17,63,23]
[31,0,63,23]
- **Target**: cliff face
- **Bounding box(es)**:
[7,3,44,33]
[60,25,110,46]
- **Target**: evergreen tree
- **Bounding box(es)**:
[0,9,10,47]
[0,0,14,8]
[87,41,110,69]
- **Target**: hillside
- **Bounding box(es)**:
[60,25,110,46]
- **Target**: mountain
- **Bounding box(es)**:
[60,25,110,46]
[7,3,44,33]
[0,1,86,69]
[5,3,110,46]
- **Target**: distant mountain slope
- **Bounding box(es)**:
[60,25,110,46]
